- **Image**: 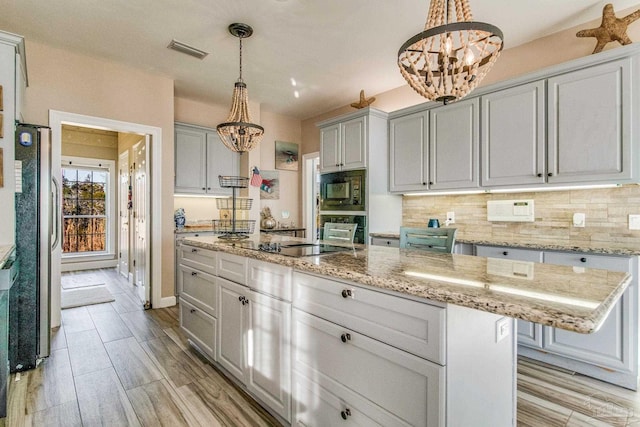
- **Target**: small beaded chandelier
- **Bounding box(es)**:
[398,0,504,104]
[217,23,264,153]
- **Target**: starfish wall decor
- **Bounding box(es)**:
[576,3,640,54]
[350,90,376,109]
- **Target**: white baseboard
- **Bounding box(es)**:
[156,296,176,308]
[61,259,118,272]
[128,273,134,285]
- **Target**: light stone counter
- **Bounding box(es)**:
[182,235,630,334]
[369,232,640,256]
[0,245,14,270]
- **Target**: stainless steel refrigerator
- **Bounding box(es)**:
[11,123,53,371]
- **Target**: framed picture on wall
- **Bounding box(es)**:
[275,141,299,171]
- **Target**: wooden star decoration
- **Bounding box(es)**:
[576,3,640,54]
[350,90,376,109]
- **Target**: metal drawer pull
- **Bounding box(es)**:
[580,257,587,263]
[190,309,196,314]
[191,248,198,253]
[191,272,197,276]
[340,333,351,343]
[341,408,352,420]
[502,251,508,256]
[341,289,353,298]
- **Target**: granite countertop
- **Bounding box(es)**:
[181,235,631,334]
[369,232,640,256]
[0,245,15,269]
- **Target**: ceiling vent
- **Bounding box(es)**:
[167,39,209,60]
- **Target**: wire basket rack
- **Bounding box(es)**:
[212,219,256,239]
[219,175,249,188]
[216,197,253,210]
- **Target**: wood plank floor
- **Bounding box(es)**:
[4,268,640,426]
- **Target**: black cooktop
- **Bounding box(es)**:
[258,242,354,257]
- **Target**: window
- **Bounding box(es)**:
[62,160,112,254]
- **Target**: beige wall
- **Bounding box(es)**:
[22,40,176,299]
[62,126,118,160]
[300,4,640,154]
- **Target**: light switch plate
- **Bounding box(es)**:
[573,213,585,227]
[629,214,640,230]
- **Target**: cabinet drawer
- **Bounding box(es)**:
[178,265,217,317]
[179,244,216,276]
[180,298,217,360]
[217,252,247,285]
[370,237,400,248]
[293,310,443,427]
[475,245,543,262]
[293,272,445,363]
[293,371,411,427]
[248,259,292,301]
[544,251,631,272]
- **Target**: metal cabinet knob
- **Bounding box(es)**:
[190,309,196,314]
[191,248,198,253]
[422,182,427,186]
[502,251,508,256]
[340,333,351,343]
[340,409,352,420]
[580,257,587,263]
[191,272,197,276]
[429,181,433,185]
[341,289,353,298]
[547,173,553,177]
[537,173,543,177]
[202,187,206,190]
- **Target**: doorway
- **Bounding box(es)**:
[49,111,163,328]
[302,152,320,242]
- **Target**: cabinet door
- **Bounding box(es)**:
[341,116,367,170]
[481,81,546,187]
[475,245,544,348]
[246,291,291,422]
[429,98,479,190]
[206,133,239,196]
[542,252,634,372]
[389,111,429,192]
[175,125,207,194]
[320,124,341,173]
[293,309,444,427]
[217,278,247,382]
[548,58,633,184]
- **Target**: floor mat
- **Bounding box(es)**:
[61,274,104,290]
[61,284,115,309]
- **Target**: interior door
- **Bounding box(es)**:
[132,137,151,307]
[118,150,130,279]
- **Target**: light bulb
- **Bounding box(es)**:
[444,35,452,54]
[464,49,475,66]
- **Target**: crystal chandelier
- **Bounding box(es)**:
[217,23,264,153]
[398,0,504,104]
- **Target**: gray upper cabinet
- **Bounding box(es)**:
[429,98,480,190]
[548,58,633,184]
[319,115,367,173]
[481,81,546,187]
[389,110,429,192]
[175,123,239,196]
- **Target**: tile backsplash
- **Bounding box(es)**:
[402,185,640,251]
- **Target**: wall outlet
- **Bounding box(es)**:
[573,212,585,228]
[629,214,640,230]
[496,317,510,343]
[446,211,455,224]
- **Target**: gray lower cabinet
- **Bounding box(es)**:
[178,246,218,361]
[216,257,292,422]
[476,244,639,389]
[175,232,215,296]
[474,245,544,348]
[370,236,400,247]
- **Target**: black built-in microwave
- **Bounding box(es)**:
[319,169,366,211]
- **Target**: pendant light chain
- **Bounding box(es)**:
[238,35,243,83]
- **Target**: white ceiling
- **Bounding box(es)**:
[0,0,638,119]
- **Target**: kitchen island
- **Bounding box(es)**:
[177,235,631,426]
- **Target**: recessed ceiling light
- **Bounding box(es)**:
[167,39,209,60]
[294,91,300,98]
[290,78,297,87]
